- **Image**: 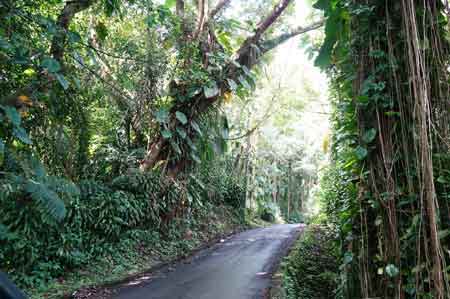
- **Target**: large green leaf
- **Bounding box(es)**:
[41,58,61,73]
[186,136,197,151]
[204,82,220,98]
[242,65,251,76]
[314,4,344,69]
[191,121,203,136]
[176,126,187,139]
[162,129,173,139]
[218,32,232,51]
[362,128,377,143]
[104,0,121,16]
[155,108,169,123]
[4,107,21,126]
[175,111,188,124]
[55,73,70,90]
[355,146,368,160]
[313,0,331,10]
[343,251,353,265]
[13,127,32,145]
[314,28,337,68]
[238,75,251,90]
[68,31,82,43]
[385,264,399,277]
[227,78,238,91]
[46,176,80,198]
[170,141,182,154]
[29,157,46,179]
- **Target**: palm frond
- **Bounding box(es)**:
[45,176,80,199]
[25,180,66,221]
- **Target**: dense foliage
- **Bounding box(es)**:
[1,164,246,288]
[0,0,322,295]
[317,0,450,298]
[282,225,338,299]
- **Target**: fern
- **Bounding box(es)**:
[45,176,80,200]
[79,179,111,199]
[1,157,77,222]
[25,180,66,221]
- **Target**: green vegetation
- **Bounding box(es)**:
[280,225,338,299]
[28,203,240,298]
[315,0,450,298]
[8,0,450,298]
[271,1,450,298]
[0,0,323,297]
[1,166,244,290]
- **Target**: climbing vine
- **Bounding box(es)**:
[317,0,450,298]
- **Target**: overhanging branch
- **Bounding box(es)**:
[261,19,325,53]
[51,0,95,64]
[235,0,294,67]
[208,0,232,20]
[195,0,232,39]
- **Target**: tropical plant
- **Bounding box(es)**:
[316,0,450,297]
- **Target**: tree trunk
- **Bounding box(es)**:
[139,0,323,176]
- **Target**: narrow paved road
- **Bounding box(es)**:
[110,224,303,299]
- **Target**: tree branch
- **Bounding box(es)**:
[51,0,95,64]
[226,96,277,140]
[235,0,294,67]
[176,0,185,17]
[208,0,232,20]
[193,0,207,39]
[141,0,323,173]
[261,19,325,54]
[193,0,232,41]
[176,0,185,29]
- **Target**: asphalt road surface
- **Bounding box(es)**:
[109,224,303,299]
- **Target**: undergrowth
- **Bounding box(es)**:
[28,203,242,299]
[0,163,246,298]
[280,225,339,299]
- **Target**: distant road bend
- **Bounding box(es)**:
[109,224,303,299]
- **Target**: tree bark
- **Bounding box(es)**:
[51,0,95,63]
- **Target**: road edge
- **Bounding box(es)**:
[262,224,305,299]
[67,226,247,299]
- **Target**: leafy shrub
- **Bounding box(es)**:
[1,167,235,287]
[287,210,304,224]
[282,226,339,299]
[196,159,245,209]
[1,157,79,221]
[258,201,280,222]
[0,146,247,289]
